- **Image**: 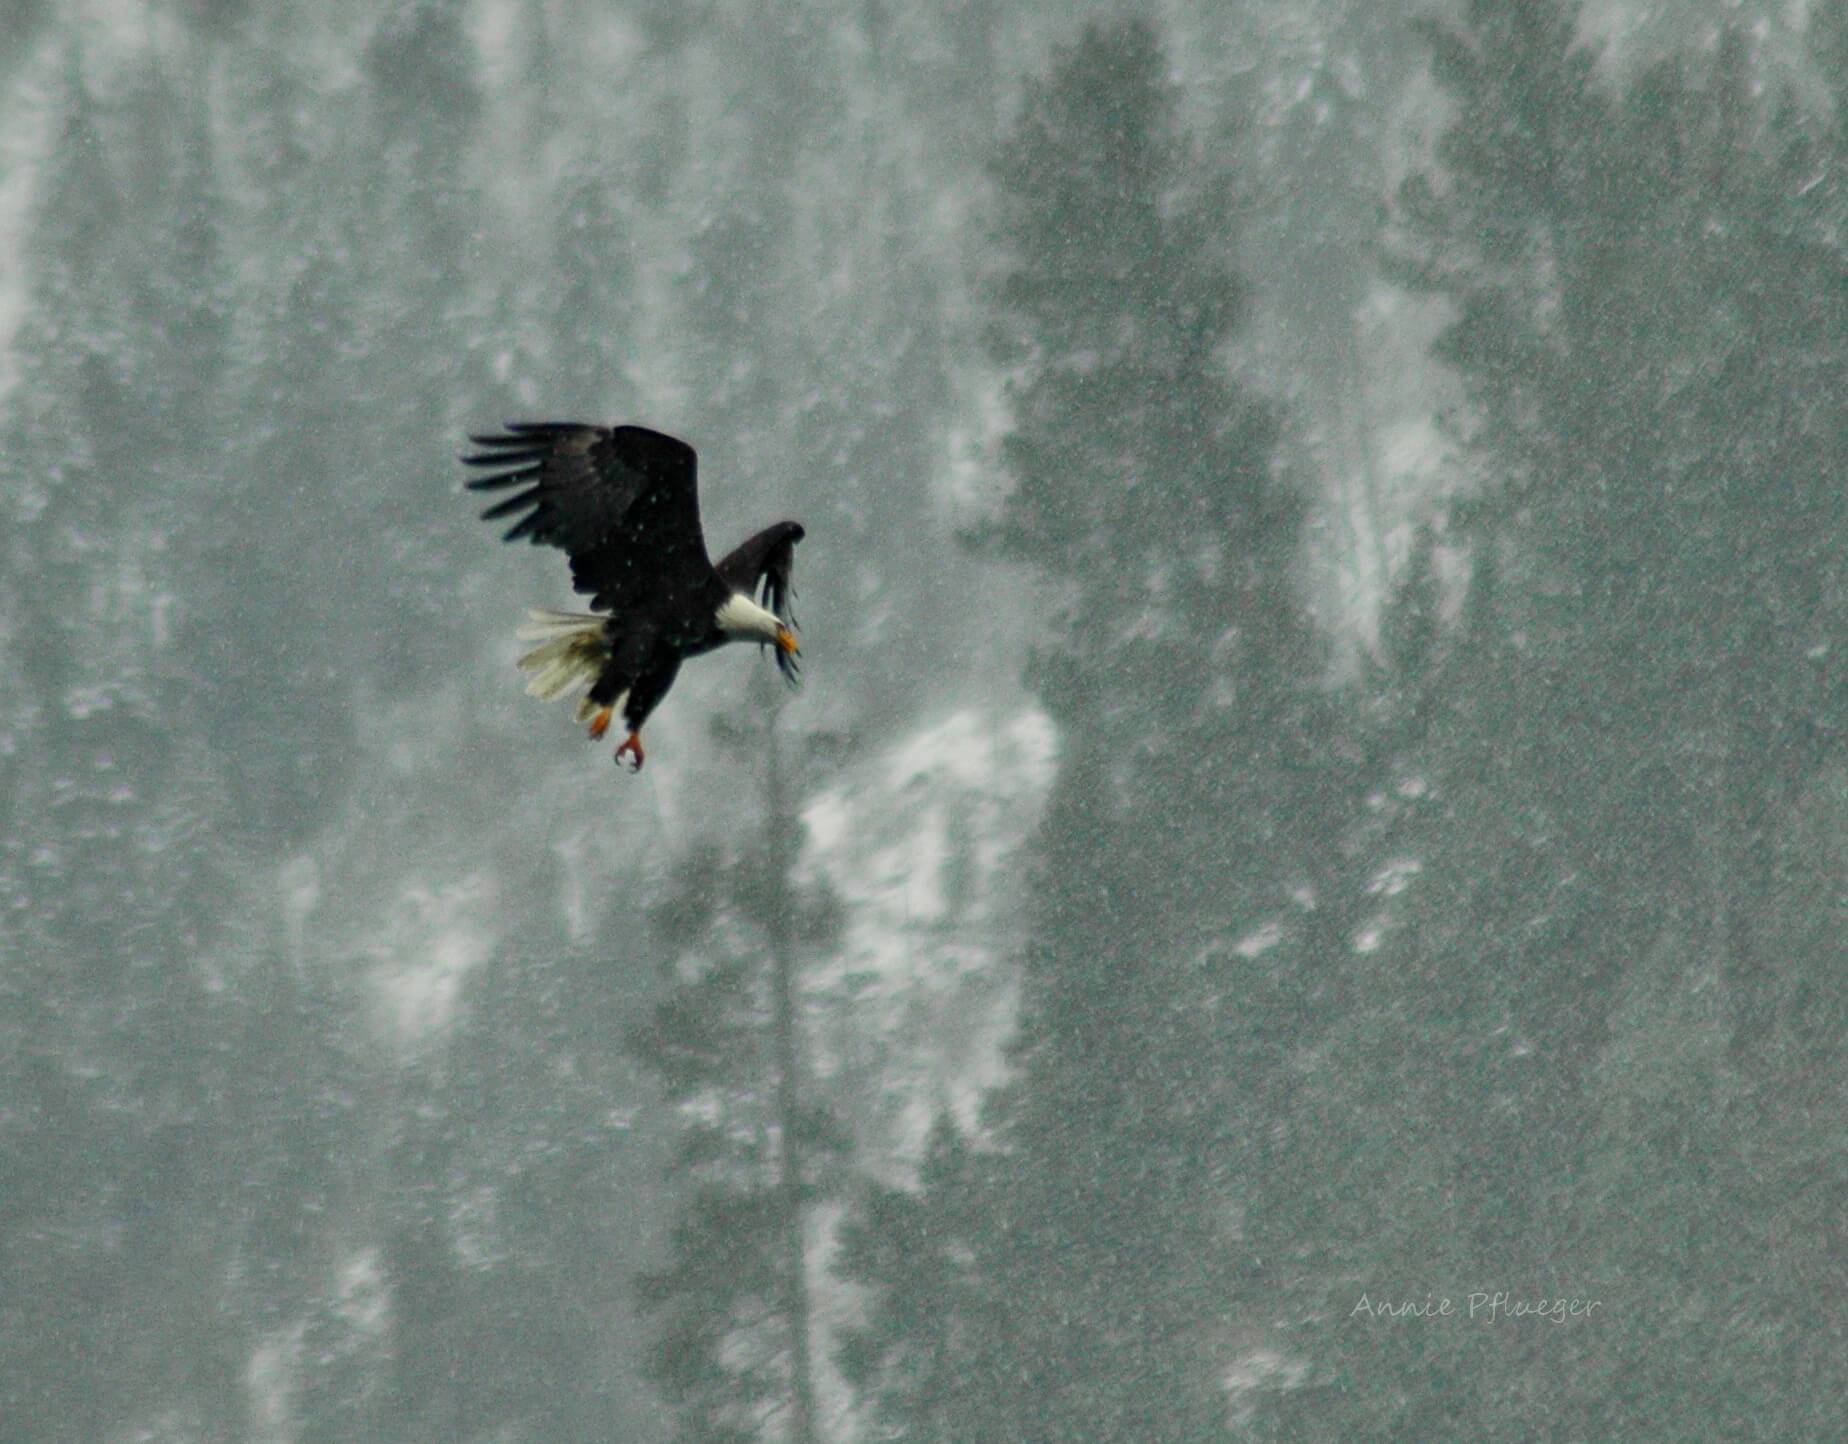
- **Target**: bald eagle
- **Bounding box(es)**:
[464,423,803,772]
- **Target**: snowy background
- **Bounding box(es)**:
[2,1,1843,1439]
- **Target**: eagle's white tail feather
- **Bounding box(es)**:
[516,608,605,642]
[514,610,607,703]
[522,654,595,702]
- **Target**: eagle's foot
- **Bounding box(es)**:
[616,731,645,773]
[587,705,613,741]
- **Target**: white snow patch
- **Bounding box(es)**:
[877,707,1055,794]
[797,707,1056,1168]
[335,1246,389,1335]
[940,372,1013,519]
[279,854,321,975]
[1366,858,1422,898]
[245,1332,296,1444]
[450,1186,505,1271]
[78,0,157,67]
[802,790,851,855]
[1378,416,1450,489]
[468,0,524,87]
[369,876,497,1048]
[1234,920,1283,960]
[63,683,116,721]
[551,824,597,944]
[0,54,54,402]
[1222,1347,1312,1427]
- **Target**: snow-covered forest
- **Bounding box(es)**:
[2,1,1843,1438]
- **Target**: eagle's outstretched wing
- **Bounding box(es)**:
[463,423,715,615]
[716,521,805,680]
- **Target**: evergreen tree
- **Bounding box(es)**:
[660,3,969,742]
[546,169,639,417]
[835,1113,1014,1442]
[193,31,370,841]
[845,21,1345,1439]
[631,699,846,1443]
[0,57,251,1439]
[1292,5,1848,1434]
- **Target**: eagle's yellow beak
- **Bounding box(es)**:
[776,626,800,657]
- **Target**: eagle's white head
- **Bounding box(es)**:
[716,591,800,660]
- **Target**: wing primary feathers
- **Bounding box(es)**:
[462,420,733,610]
[504,420,583,435]
[464,469,543,493]
[467,422,582,443]
[759,576,797,628]
[479,488,541,521]
[715,521,804,620]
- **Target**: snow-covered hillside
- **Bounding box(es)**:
[799,705,1057,1174]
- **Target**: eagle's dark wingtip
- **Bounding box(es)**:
[465,422,586,449]
[505,420,592,436]
[464,470,542,494]
[478,488,540,521]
